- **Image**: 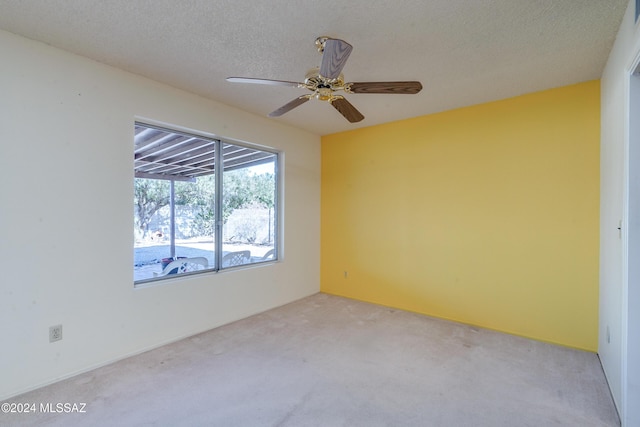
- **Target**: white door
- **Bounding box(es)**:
[625,66,640,426]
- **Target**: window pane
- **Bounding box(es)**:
[134,176,215,281]
[134,178,172,281]
[222,145,277,267]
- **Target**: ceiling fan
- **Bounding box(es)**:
[227,37,423,123]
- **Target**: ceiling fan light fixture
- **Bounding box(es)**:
[315,88,334,101]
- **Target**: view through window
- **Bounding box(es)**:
[133,123,278,283]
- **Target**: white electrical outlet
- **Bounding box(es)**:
[49,325,62,343]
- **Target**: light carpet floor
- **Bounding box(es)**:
[1,293,620,426]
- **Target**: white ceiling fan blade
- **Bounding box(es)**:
[320,38,353,80]
[268,96,310,117]
[227,77,303,87]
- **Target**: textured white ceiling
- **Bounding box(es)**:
[0,0,628,135]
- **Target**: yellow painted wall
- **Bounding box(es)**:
[321,81,600,351]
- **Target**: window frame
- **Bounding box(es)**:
[133,121,280,285]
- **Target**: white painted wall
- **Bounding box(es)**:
[600,1,640,424]
[0,30,320,400]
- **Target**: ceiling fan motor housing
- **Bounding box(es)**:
[305,67,346,98]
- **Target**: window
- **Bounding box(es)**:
[133,123,278,283]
